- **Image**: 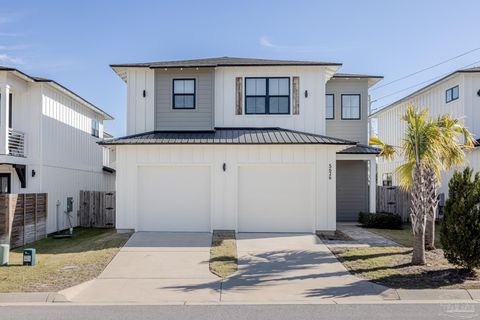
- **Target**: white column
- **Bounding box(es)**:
[369,158,377,213]
[0,85,10,155]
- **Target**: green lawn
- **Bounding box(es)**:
[0,228,131,292]
[210,231,237,278]
[333,246,479,289]
[365,224,442,248]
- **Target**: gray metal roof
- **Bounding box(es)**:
[99,127,356,146]
[337,144,380,154]
[110,56,342,68]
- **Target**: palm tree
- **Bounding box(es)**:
[370,105,474,265]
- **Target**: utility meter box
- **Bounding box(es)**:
[23,248,36,266]
[66,197,73,213]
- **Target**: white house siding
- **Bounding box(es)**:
[126,68,155,135]
[375,74,465,187]
[214,66,328,135]
[115,144,341,233]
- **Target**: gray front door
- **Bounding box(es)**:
[336,160,369,221]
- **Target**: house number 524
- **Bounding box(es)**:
[328,163,332,180]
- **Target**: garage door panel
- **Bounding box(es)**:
[238,165,314,232]
[137,166,211,231]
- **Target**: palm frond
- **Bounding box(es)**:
[369,136,396,160]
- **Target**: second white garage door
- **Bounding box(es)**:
[137,166,211,232]
[237,165,315,232]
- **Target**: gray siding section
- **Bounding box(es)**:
[155,69,214,130]
[336,160,369,221]
[325,79,369,144]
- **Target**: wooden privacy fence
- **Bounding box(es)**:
[0,193,47,248]
[78,191,115,228]
[376,186,411,221]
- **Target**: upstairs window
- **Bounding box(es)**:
[446,85,459,103]
[173,79,196,109]
[245,77,290,114]
[326,94,334,119]
[341,94,361,120]
[382,173,393,186]
[91,119,99,138]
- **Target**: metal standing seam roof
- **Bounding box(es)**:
[98,127,357,146]
[337,144,380,154]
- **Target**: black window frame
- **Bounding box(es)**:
[446,85,459,103]
[245,77,290,115]
[382,173,393,187]
[91,119,99,138]
[341,94,361,120]
[172,78,196,110]
[0,173,11,194]
[326,94,335,120]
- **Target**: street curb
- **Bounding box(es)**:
[0,288,478,304]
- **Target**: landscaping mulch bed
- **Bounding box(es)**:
[317,230,354,241]
[332,246,480,289]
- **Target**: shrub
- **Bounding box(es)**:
[358,212,403,229]
[441,168,480,271]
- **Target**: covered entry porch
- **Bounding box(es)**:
[336,145,378,221]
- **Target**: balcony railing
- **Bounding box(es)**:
[8,129,26,157]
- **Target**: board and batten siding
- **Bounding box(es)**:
[326,78,370,144]
[126,68,155,135]
[374,73,467,193]
[41,84,114,232]
[214,66,328,135]
[154,69,214,131]
[115,144,342,232]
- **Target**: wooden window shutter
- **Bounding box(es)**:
[235,77,243,115]
[292,76,300,115]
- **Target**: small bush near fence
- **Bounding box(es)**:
[358,212,403,230]
[441,168,480,271]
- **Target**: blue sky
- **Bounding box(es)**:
[0,0,479,136]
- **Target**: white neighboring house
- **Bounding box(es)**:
[0,66,115,233]
[103,57,382,233]
[371,67,480,196]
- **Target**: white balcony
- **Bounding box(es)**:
[8,129,26,157]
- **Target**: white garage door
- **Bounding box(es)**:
[137,166,211,232]
[238,165,314,232]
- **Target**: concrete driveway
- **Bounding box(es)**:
[65,232,395,303]
[221,233,394,302]
[69,232,221,303]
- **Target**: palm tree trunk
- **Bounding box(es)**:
[410,164,427,265]
[412,227,426,265]
[424,166,438,251]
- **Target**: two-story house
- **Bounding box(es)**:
[371,67,480,197]
[0,66,115,233]
[102,57,382,233]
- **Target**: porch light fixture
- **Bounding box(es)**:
[31,169,36,177]
[222,163,226,172]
